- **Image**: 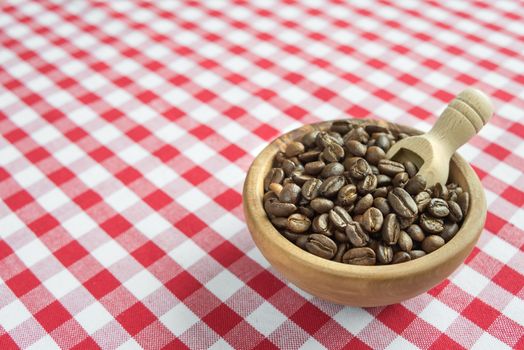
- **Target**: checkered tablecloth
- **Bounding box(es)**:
[0,0,523,349]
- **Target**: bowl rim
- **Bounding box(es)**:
[243,119,487,280]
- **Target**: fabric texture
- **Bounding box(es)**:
[0,0,523,349]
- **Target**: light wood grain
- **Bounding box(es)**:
[387,88,493,188]
[243,120,486,306]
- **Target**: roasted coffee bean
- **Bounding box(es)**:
[398,231,413,252]
[344,127,369,144]
[279,183,301,204]
[353,194,373,215]
[320,176,345,197]
[274,152,286,167]
[263,191,278,204]
[304,160,325,175]
[427,198,450,218]
[362,207,384,233]
[345,221,369,247]
[281,159,296,176]
[352,214,363,226]
[392,172,409,188]
[322,142,345,163]
[287,213,311,233]
[406,224,425,242]
[299,206,315,219]
[292,172,313,186]
[331,120,353,134]
[398,215,416,229]
[329,206,352,230]
[404,174,426,195]
[415,191,431,212]
[441,222,459,242]
[448,191,458,202]
[404,161,418,178]
[264,168,284,191]
[419,213,444,234]
[375,134,391,151]
[312,214,333,236]
[357,174,378,194]
[316,131,334,148]
[388,187,418,218]
[305,234,337,259]
[382,213,400,245]
[434,183,449,200]
[457,192,469,216]
[376,174,392,187]
[365,124,388,134]
[328,131,344,145]
[409,250,426,259]
[374,197,390,216]
[310,198,334,213]
[281,230,301,242]
[285,141,305,157]
[320,162,345,178]
[296,235,309,249]
[299,150,321,163]
[302,131,319,148]
[447,201,463,222]
[269,183,283,196]
[334,230,349,243]
[377,244,393,264]
[365,146,386,165]
[337,184,358,206]
[334,243,348,262]
[373,186,389,198]
[265,198,297,217]
[349,158,371,180]
[370,165,379,175]
[343,247,376,265]
[378,159,405,176]
[421,235,445,253]
[346,140,367,157]
[392,251,411,264]
[302,178,322,200]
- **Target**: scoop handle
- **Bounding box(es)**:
[427,88,493,157]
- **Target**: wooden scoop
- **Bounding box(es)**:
[386,88,493,188]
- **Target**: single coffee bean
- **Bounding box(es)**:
[281,230,301,242]
[370,165,380,175]
[305,234,337,259]
[353,194,373,215]
[415,191,431,212]
[375,134,391,151]
[345,221,369,247]
[304,160,325,175]
[263,191,278,205]
[421,235,445,253]
[344,127,369,144]
[316,131,334,148]
[398,231,413,252]
[320,162,345,178]
[377,244,393,264]
[362,207,384,233]
[376,174,392,187]
[282,159,297,177]
[302,131,319,148]
[312,213,332,236]
[365,123,389,134]
[392,172,409,188]
[448,201,463,222]
[337,184,358,206]
[328,131,344,145]
[271,217,289,230]
[388,187,418,218]
[427,198,450,218]
[296,235,309,249]
[448,191,458,202]
[343,247,376,265]
[349,158,371,180]
[292,172,313,186]
[265,198,297,217]
[331,120,353,134]
[299,150,321,163]
[365,146,386,165]
[402,161,417,178]
[419,213,444,234]
[285,141,305,157]
[334,243,348,262]
[406,224,425,242]
[378,159,405,176]
[398,215,416,230]
[382,213,400,245]
[434,183,449,200]
[352,214,363,226]
[329,206,352,230]
[299,206,315,219]
[322,142,345,163]
[404,174,426,195]
[343,156,361,171]
[334,230,349,243]
[264,168,284,191]
[302,178,322,200]
[357,174,378,194]
[287,213,311,233]
[320,176,345,197]
[373,186,389,198]
[441,221,459,242]
[346,140,367,157]
[279,183,301,204]
[374,197,390,216]
[269,183,283,196]
[409,250,425,260]
[392,251,411,264]
[310,198,334,213]
[457,192,469,216]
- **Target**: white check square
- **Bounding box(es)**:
[168,240,206,269]
[43,269,80,299]
[0,299,32,331]
[75,302,113,334]
[205,270,243,302]
[246,301,287,336]
[124,270,162,299]
[160,303,199,336]
[92,240,128,268]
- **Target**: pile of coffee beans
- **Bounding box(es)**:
[263,121,469,265]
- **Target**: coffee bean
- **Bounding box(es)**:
[365,124,388,134]
[305,234,337,259]
[403,161,418,178]
[388,187,418,218]
[263,191,278,205]
[337,184,358,206]
[374,197,390,216]
[392,251,411,264]
[365,146,386,165]
[349,158,371,180]
[377,244,393,264]
[281,230,301,242]
[434,182,449,200]
[299,206,315,219]
[310,198,334,213]
[398,215,416,229]
[376,174,392,187]
[392,172,409,188]
[269,183,283,196]
[320,162,345,178]
[378,159,405,176]
[316,131,334,148]
[409,250,425,259]
[346,140,367,157]
[427,198,449,218]
[285,141,305,157]
[353,194,373,215]
[264,168,284,191]
[345,221,369,247]
[279,183,301,204]
[406,224,425,242]
[299,150,321,163]
[328,131,344,145]
[457,192,469,216]
[448,201,463,222]
[265,198,297,217]
[419,213,444,234]
[370,165,380,175]
[320,176,345,197]
[440,222,459,242]
[375,134,391,151]
[296,235,309,249]
[312,213,333,236]
[382,213,400,245]
[334,243,348,262]
[398,231,413,252]
[335,230,349,243]
[331,120,353,134]
[362,207,384,233]
[373,186,389,198]
[357,174,377,194]
[304,160,325,175]
[287,213,311,233]
[322,142,345,163]
[448,191,458,202]
[302,178,322,200]
[344,127,369,144]
[343,156,361,171]
[421,235,445,253]
[329,206,352,230]
[415,191,431,212]
[292,172,313,186]
[302,131,319,148]
[404,174,426,195]
[343,247,376,265]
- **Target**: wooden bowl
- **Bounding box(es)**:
[243,119,486,306]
